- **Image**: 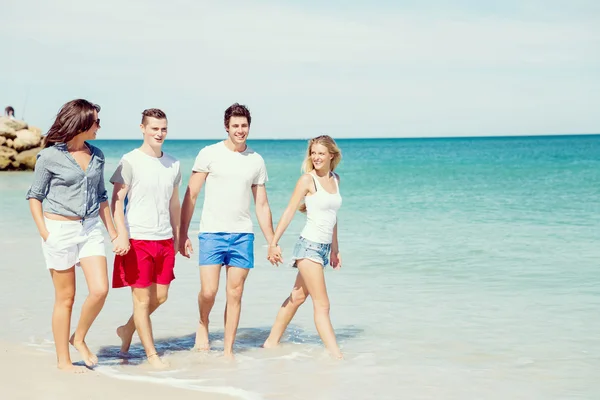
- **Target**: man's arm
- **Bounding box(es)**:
[110,182,130,255]
[179,171,207,257]
[169,186,181,251]
[252,183,275,244]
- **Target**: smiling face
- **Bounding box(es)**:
[140,117,168,147]
[310,143,334,172]
[80,110,100,141]
[226,116,249,146]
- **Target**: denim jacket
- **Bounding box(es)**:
[25,142,108,219]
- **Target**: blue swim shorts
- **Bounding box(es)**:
[290,236,331,268]
[198,232,254,269]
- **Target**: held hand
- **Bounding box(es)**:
[267,245,283,266]
[330,250,342,270]
[179,236,193,258]
[113,235,130,256]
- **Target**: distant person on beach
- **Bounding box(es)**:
[4,106,15,120]
[26,99,119,372]
[263,135,344,359]
[179,103,280,359]
[110,108,181,369]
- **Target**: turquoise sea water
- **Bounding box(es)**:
[1,136,600,399]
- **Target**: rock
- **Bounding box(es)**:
[0,116,28,131]
[0,125,16,139]
[11,129,42,151]
[0,116,42,171]
[0,157,11,170]
[0,145,17,158]
[13,148,41,170]
[29,126,42,136]
[0,145,18,171]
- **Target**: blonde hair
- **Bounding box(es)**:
[299,135,342,213]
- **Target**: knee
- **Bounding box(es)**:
[56,292,76,309]
[156,292,168,306]
[226,285,244,303]
[289,289,307,307]
[89,286,109,302]
[199,289,217,304]
[313,298,330,314]
[133,294,152,310]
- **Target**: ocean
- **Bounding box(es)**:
[1,136,599,399]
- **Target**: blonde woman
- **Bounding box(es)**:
[264,135,343,359]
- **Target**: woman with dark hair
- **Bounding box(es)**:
[26,99,120,372]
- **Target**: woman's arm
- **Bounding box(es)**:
[26,151,51,240]
[267,174,312,261]
[99,200,118,242]
[330,173,341,269]
[29,199,49,241]
[97,154,118,241]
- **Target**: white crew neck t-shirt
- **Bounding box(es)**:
[110,149,181,240]
[192,141,268,234]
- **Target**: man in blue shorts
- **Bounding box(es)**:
[179,103,280,358]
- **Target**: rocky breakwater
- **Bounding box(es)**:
[0,117,43,171]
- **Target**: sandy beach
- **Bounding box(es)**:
[0,340,232,400]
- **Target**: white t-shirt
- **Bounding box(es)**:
[192,141,268,233]
[110,149,181,240]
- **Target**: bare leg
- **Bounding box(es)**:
[223,266,250,359]
[263,272,309,348]
[194,265,221,351]
[297,259,343,359]
[132,285,168,368]
[50,267,87,373]
[117,284,169,353]
[69,256,108,367]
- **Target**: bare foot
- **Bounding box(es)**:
[116,325,133,353]
[57,362,89,373]
[329,351,344,360]
[69,334,98,367]
[147,353,170,369]
[223,351,235,361]
[193,321,210,351]
[262,338,279,349]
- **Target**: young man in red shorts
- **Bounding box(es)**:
[110,108,181,368]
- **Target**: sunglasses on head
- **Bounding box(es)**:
[94,118,101,125]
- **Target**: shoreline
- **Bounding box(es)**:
[0,339,234,400]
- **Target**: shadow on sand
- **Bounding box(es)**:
[96,325,363,365]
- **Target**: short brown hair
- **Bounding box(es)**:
[224,103,251,128]
[141,108,167,125]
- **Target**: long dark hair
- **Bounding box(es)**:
[43,99,100,148]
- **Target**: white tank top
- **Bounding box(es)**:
[300,171,342,244]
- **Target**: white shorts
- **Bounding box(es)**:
[42,217,107,271]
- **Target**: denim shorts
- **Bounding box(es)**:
[198,232,254,269]
[290,236,331,268]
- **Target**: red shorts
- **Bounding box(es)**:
[112,239,176,289]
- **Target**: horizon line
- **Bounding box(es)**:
[95,133,600,141]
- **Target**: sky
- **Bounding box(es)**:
[1,0,599,139]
